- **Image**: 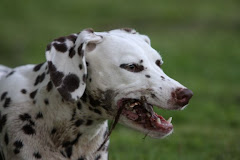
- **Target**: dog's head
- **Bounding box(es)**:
[46,28,193,138]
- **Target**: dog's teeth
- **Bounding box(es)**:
[129,102,139,108]
[157,118,161,124]
[167,117,172,123]
[129,103,135,108]
[129,104,134,108]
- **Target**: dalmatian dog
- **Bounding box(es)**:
[0,28,193,160]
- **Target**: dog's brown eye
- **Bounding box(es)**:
[155,59,163,68]
[120,63,144,72]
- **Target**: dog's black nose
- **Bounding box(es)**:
[173,88,193,107]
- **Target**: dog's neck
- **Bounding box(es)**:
[33,67,109,158]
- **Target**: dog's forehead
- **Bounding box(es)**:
[94,30,162,62]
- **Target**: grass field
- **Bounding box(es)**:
[0,0,240,159]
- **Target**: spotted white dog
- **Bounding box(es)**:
[0,28,193,160]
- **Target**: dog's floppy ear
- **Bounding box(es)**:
[45,28,103,101]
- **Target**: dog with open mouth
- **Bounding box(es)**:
[0,28,193,160]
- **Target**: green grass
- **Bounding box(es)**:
[0,0,240,159]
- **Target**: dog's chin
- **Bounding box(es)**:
[117,98,173,139]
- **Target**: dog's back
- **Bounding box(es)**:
[0,64,45,104]
[0,65,11,79]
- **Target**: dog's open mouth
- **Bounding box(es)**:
[118,96,173,134]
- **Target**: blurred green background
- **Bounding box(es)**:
[0,0,239,159]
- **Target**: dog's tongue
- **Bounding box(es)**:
[150,114,173,130]
[125,110,139,120]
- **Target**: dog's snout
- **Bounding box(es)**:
[173,88,193,107]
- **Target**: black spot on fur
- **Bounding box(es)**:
[14,140,23,148]
[1,92,7,101]
[54,36,66,43]
[75,119,84,127]
[57,88,72,101]
[121,28,136,34]
[51,71,64,86]
[30,90,38,99]
[77,102,82,110]
[122,28,132,32]
[140,59,143,63]
[33,63,44,72]
[67,34,77,43]
[4,133,9,145]
[62,141,71,148]
[62,133,82,148]
[48,61,64,87]
[29,120,35,126]
[34,73,46,86]
[33,75,43,86]
[95,155,101,160]
[151,94,156,98]
[79,64,83,70]
[33,152,42,159]
[13,140,23,154]
[22,124,36,135]
[60,151,66,157]
[19,113,35,126]
[69,47,76,58]
[36,112,43,119]
[71,133,82,145]
[51,128,57,134]
[65,146,72,158]
[89,95,101,107]
[82,74,87,83]
[101,105,109,111]
[14,149,20,154]
[93,109,102,115]
[86,120,93,126]
[86,62,89,67]
[46,43,51,51]
[53,43,67,53]
[62,140,74,158]
[6,71,15,77]
[62,74,80,92]
[78,156,85,160]
[156,59,162,68]
[78,43,84,57]
[85,28,94,33]
[47,81,53,92]
[21,89,27,94]
[3,98,11,108]
[0,114,7,132]
[81,92,87,102]
[44,99,49,105]
[70,109,76,121]
[161,76,165,80]
[19,113,31,121]
[145,75,151,78]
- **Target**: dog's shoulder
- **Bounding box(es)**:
[0,63,48,105]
